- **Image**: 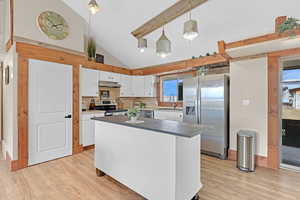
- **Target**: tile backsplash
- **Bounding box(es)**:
[82,86,158,110]
[118,97,158,109]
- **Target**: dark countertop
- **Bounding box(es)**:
[91,116,203,138]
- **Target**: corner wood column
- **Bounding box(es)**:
[267,56,280,170]
[11,56,29,171]
[72,65,83,154]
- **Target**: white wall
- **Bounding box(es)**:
[230,57,268,157]
[96,45,126,67]
[2,44,18,160]
[14,0,85,52]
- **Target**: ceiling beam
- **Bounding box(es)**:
[131,0,208,39]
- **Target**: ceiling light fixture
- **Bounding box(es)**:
[183,1,199,40]
[156,28,171,58]
[88,0,100,15]
[138,38,147,53]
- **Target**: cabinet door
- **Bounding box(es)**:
[144,76,156,97]
[132,76,145,97]
[99,71,111,82]
[81,68,99,97]
[81,119,94,146]
[120,74,132,97]
[110,72,120,83]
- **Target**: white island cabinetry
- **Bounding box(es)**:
[94,117,202,200]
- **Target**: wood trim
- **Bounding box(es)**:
[5,39,13,52]
[157,70,196,107]
[83,145,95,151]
[225,31,300,50]
[266,48,300,170]
[228,149,268,168]
[16,42,131,75]
[131,0,208,38]
[72,65,83,154]
[13,56,29,171]
[132,54,228,76]
[268,47,300,58]
[230,53,267,62]
[218,41,226,54]
[267,56,280,170]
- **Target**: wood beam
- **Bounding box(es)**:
[16,42,131,75]
[72,65,83,154]
[218,40,226,54]
[12,56,29,171]
[267,56,280,170]
[132,54,228,76]
[131,0,208,39]
[225,31,300,50]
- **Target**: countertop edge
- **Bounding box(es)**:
[91,117,201,138]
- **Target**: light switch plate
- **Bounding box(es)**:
[242,99,250,106]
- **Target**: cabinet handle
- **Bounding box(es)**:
[65,114,72,119]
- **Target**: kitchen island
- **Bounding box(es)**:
[92,116,203,200]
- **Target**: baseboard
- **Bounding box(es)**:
[228,149,268,168]
[83,145,95,151]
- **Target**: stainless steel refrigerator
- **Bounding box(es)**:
[183,74,229,159]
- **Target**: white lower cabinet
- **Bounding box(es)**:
[154,110,183,122]
[81,113,105,147]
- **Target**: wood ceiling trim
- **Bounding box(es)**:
[131,54,228,75]
[131,0,208,39]
[15,42,132,75]
[224,31,300,50]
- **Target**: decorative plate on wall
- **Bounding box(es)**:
[37,11,69,40]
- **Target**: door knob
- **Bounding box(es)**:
[65,114,72,119]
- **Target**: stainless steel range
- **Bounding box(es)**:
[183,74,229,159]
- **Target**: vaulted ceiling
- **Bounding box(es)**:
[62,0,300,69]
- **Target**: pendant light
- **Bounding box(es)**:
[88,0,100,15]
[183,1,199,40]
[156,27,171,58]
[138,38,147,53]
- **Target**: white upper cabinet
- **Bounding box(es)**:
[144,76,156,97]
[131,76,145,97]
[99,71,120,82]
[120,74,132,97]
[81,68,99,97]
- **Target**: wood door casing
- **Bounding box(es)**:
[12,56,82,171]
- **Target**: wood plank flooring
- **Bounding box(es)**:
[0,150,300,200]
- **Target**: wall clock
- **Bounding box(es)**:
[37,11,69,40]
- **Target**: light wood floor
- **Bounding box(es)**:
[0,150,300,200]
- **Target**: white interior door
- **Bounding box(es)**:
[29,59,72,166]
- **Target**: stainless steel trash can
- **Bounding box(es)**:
[237,130,256,172]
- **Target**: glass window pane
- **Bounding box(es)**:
[163,79,178,102]
[282,69,300,82]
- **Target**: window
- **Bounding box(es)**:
[282,69,300,108]
[162,78,183,102]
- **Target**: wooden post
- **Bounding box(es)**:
[96,168,105,177]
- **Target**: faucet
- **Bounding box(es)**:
[172,102,177,110]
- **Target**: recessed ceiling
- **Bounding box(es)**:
[62,0,300,69]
